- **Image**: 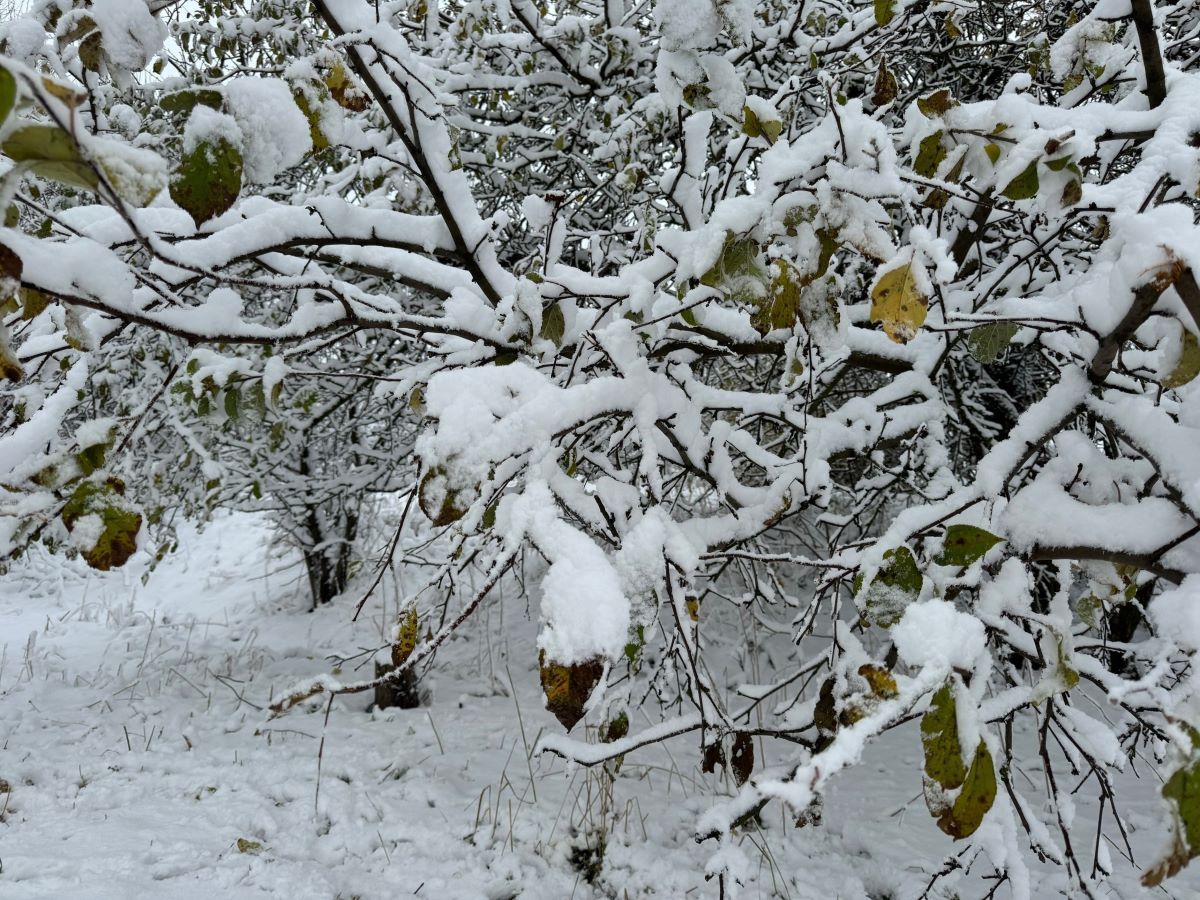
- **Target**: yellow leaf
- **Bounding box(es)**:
[858,664,898,699]
[1164,329,1200,389]
[392,606,419,667]
[539,651,604,731]
[871,258,928,343]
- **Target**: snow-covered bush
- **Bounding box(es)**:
[3,0,1200,894]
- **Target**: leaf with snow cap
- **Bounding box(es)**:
[539,651,604,731]
[418,465,473,526]
[860,546,922,627]
[170,132,243,226]
[60,477,142,571]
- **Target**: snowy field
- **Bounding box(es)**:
[1,513,1196,900]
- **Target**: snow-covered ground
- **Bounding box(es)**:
[0,513,1196,899]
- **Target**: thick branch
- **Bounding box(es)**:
[1131,0,1167,109]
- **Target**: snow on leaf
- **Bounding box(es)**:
[60,477,142,571]
[860,545,922,627]
[93,139,168,207]
[170,123,243,226]
[417,465,472,526]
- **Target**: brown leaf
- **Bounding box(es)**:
[872,58,898,106]
[814,677,838,735]
[702,740,725,774]
[539,651,604,731]
[731,732,754,785]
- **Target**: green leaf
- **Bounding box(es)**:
[224,387,240,420]
[742,105,762,138]
[540,302,565,346]
[170,133,243,226]
[860,545,923,627]
[1077,594,1102,629]
[874,0,896,26]
[159,89,224,115]
[939,740,997,840]
[914,131,947,178]
[922,682,967,791]
[293,89,329,151]
[1143,731,1200,886]
[743,106,782,143]
[754,258,802,334]
[983,143,1001,165]
[967,321,1018,363]
[2,125,98,192]
[699,233,768,313]
[236,837,263,854]
[76,442,107,476]
[418,465,471,526]
[0,66,16,130]
[935,525,1003,567]
[60,478,142,571]
[600,711,629,743]
[1001,160,1039,200]
[20,288,49,321]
